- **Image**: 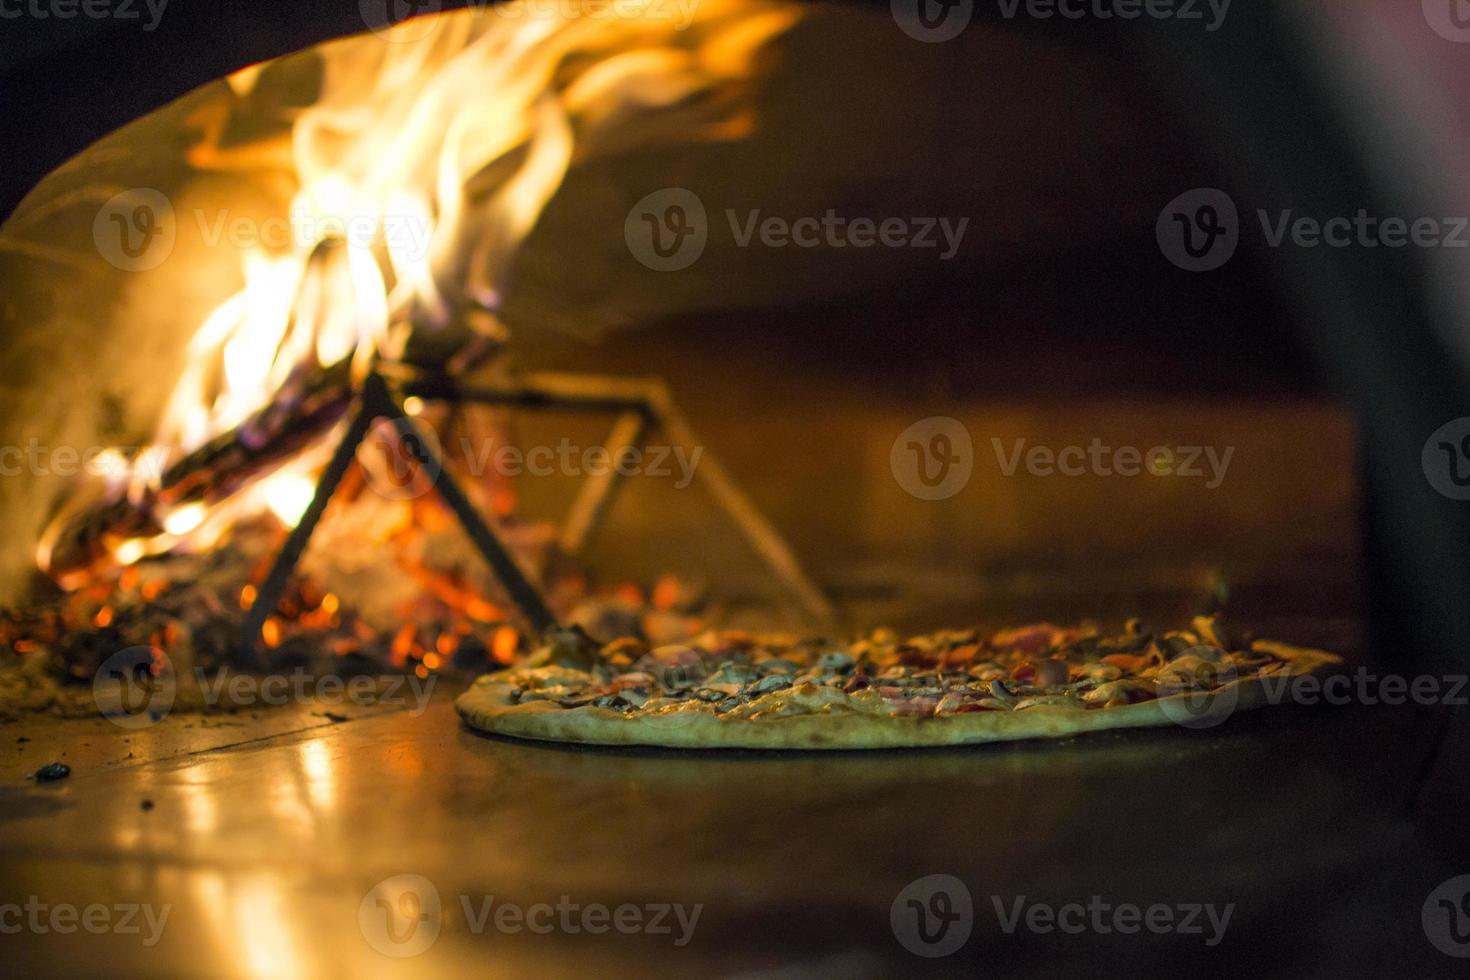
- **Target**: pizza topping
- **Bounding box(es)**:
[749,674,794,695]
[1030,658,1071,688]
[816,651,855,673]
[1155,653,1233,690]
[1191,615,1235,650]
[935,690,1004,714]
[986,679,1018,707]
[615,688,652,708]
[485,615,1312,722]
[886,695,942,717]
[1081,679,1157,707]
[705,662,756,685]
[1077,662,1122,683]
[991,623,1082,654]
[759,658,800,675]
[1014,694,1085,711]
[1100,653,1146,672]
[611,671,657,691]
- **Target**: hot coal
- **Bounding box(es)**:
[1,505,718,721]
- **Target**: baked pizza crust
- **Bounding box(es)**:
[455,642,1341,751]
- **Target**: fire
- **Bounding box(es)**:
[39,0,800,583]
[113,540,147,567]
[161,502,208,537]
[262,473,317,527]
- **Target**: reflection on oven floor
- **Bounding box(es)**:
[0,683,1456,978]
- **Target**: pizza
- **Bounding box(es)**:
[454,615,1342,750]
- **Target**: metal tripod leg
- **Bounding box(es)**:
[398,371,834,625]
[239,371,559,663]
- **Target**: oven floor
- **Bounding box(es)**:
[0,683,1461,978]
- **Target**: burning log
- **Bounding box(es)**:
[42,356,355,584]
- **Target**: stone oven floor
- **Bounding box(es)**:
[0,682,1462,978]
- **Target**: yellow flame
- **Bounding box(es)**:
[114,539,147,566]
[48,1,799,573]
[262,473,317,527]
[161,502,208,537]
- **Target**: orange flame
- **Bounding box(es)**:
[42,1,801,577]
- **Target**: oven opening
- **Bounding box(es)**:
[0,2,1466,976]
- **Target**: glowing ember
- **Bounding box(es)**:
[492,625,519,665]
